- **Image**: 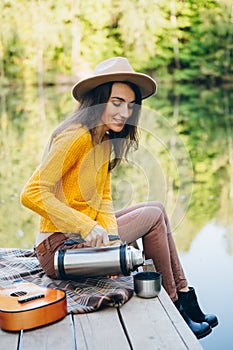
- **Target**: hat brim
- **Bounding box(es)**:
[72,72,157,102]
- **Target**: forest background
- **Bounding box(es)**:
[1,0,232,89]
[0,0,233,251]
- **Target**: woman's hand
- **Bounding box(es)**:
[85,225,110,247]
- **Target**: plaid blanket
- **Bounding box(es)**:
[0,248,134,314]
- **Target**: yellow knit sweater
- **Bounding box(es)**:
[21,124,118,239]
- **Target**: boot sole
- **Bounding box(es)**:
[209,320,218,328]
[196,326,212,339]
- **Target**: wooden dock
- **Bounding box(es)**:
[0,286,203,350]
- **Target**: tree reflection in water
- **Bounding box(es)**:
[0,84,232,256]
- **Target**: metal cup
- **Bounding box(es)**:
[133,271,162,298]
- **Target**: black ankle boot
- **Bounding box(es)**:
[178,287,218,328]
[174,300,212,339]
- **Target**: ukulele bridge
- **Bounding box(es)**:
[18,293,45,303]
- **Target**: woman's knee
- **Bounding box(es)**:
[143,205,164,222]
[150,201,166,212]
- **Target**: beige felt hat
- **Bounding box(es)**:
[72,57,157,101]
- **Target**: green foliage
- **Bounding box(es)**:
[0,0,232,86]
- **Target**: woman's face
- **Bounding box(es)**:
[101,82,136,133]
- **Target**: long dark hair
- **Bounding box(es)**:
[50,81,142,170]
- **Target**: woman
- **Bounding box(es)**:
[21,57,217,339]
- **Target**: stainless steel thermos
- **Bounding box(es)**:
[54,243,144,279]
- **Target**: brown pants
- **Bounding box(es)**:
[35,201,187,302]
[34,233,87,279]
[116,202,188,301]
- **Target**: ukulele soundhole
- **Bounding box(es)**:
[10,291,27,297]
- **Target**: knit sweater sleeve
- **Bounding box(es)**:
[20,126,98,238]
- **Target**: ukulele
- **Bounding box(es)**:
[0,281,67,331]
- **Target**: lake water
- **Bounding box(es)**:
[0,83,232,349]
[180,222,233,349]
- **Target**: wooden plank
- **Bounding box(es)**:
[73,307,131,350]
[20,315,75,350]
[0,328,19,350]
[119,295,187,350]
[119,291,203,350]
[158,288,203,350]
